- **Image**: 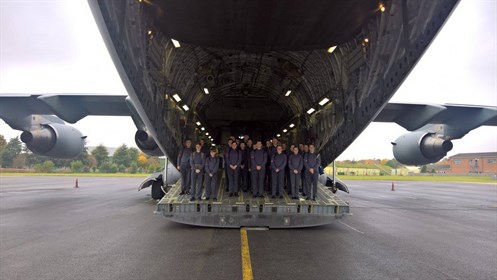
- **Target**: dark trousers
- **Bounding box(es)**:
[251,168,265,196]
[306,171,319,199]
[227,167,239,193]
[180,164,191,192]
[271,170,285,196]
[301,170,308,195]
[265,166,271,191]
[224,163,230,191]
[240,166,249,191]
[204,172,218,199]
[190,171,203,199]
[289,171,301,197]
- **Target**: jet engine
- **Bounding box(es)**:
[20,123,85,158]
[135,130,162,156]
[392,131,453,165]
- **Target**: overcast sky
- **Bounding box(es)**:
[0,0,496,160]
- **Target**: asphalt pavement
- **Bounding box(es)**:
[1,176,496,280]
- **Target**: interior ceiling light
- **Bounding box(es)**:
[307,108,316,114]
[327,46,337,54]
[196,121,201,126]
[285,90,292,97]
[205,132,209,136]
[182,105,189,111]
[319,97,330,106]
[171,39,181,48]
[201,127,205,131]
[203,88,209,94]
[172,94,181,102]
[147,30,152,35]
[276,134,281,137]
[379,3,386,12]
[289,123,295,128]
[283,129,288,133]
[211,143,216,146]
[364,38,369,43]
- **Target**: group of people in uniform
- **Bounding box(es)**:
[176,135,321,202]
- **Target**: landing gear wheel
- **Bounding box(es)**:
[151,180,165,200]
[331,185,338,194]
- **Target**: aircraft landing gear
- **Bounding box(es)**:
[151,180,165,200]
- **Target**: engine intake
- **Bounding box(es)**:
[135,130,162,156]
[392,131,453,165]
[21,123,85,158]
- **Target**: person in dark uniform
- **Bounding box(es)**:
[239,142,249,192]
[266,139,277,191]
[250,141,267,198]
[270,145,287,199]
[200,138,210,158]
[246,139,253,151]
[204,147,220,201]
[224,138,233,191]
[304,144,321,201]
[177,139,192,195]
[301,144,309,196]
[226,141,241,197]
[288,146,303,199]
[246,138,253,189]
[190,143,205,201]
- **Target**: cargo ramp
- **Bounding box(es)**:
[156,176,349,228]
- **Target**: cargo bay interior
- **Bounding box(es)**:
[96,0,458,166]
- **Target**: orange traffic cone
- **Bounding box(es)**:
[74,179,79,188]
[391,182,395,191]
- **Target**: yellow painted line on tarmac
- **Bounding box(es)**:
[240,228,254,280]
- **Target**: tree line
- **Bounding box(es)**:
[0,134,162,174]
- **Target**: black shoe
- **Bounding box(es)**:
[205,197,210,200]
[213,198,217,201]
[229,193,233,197]
[179,191,185,195]
[253,195,257,198]
[186,191,191,195]
[279,196,283,199]
[271,195,275,199]
[305,197,310,200]
[235,193,239,197]
[190,197,195,201]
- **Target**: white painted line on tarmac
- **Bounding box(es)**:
[407,196,417,199]
[339,221,365,234]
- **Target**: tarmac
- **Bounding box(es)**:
[0,176,496,280]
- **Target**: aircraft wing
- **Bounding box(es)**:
[0,94,131,124]
[374,103,497,131]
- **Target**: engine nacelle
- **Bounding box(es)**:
[392,131,453,165]
[20,123,85,158]
[135,130,162,156]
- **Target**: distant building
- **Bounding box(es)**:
[449,152,497,174]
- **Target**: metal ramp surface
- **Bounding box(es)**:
[156,175,349,228]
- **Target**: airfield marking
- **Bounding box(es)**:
[240,228,254,280]
[339,221,365,234]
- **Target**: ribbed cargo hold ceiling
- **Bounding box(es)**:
[142,0,380,51]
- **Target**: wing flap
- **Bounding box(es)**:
[375,103,497,131]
